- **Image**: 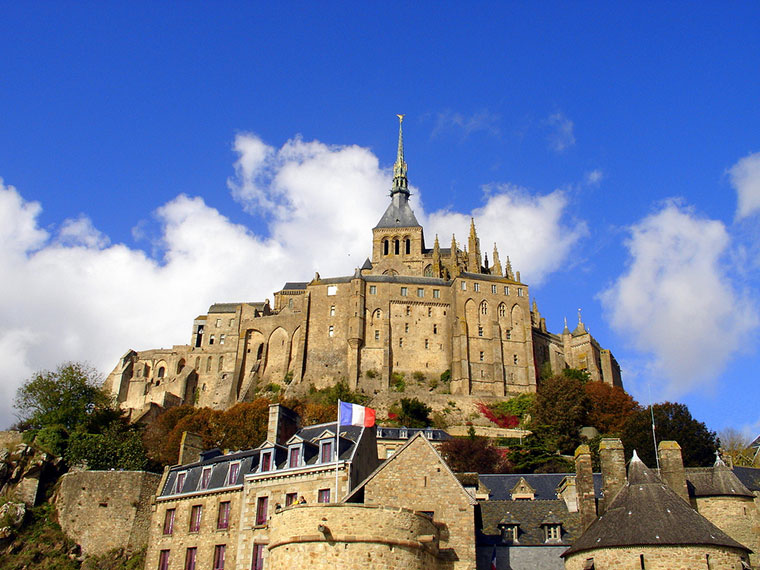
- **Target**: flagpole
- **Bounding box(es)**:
[335,399,341,503]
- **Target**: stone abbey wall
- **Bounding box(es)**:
[55,470,161,556]
[564,545,749,570]
[694,495,760,568]
[267,504,444,570]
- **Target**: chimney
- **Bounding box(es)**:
[267,404,300,446]
[178,431,204,465]
[574,444,596,530]
[657,440,689,503]
[599,438,626,514]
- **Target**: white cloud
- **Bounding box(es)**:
[545,112,576,153]
[0,135,583,426]
[585,169,604,186]
[424,184,587,284]
[729,151,760,220]
[431,109,501,138]
[600,201,759,396]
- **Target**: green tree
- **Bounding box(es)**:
[14,362,112,432]
[530,371,590,454]
[620,402,719,467]
[507,431,574,473]
[392,397,432,428]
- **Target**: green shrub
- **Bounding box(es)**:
[391,372,406,392]
[365,369,378,379]
[412,371,425,383]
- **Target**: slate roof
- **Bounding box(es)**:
[208,303,242,313]
[478,500,582,546]
[733,466,760,492]
[363,275,448,286]
[686,459,755,498]
[159,422,365,499]
[375,426,451,441]
[281,282,308,291]
[459,271,520,283]
[479,473,603,501]
[563,454,751,556]
[374,194,421,229]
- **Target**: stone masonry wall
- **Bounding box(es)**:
[564,544,749,570]
[267,504,443,570]
[695,495,760,568]
[56,470,161,556]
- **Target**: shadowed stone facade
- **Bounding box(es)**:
[105,118,621,421]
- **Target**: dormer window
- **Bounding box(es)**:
[544,524,561,541]
[260,451,272,472]
[227,461,241,485]
[289,446,301,468]
[199,466,212,490]
[400,428,408,438]
[320,440,334,463]
[174,471,187,494]
[501,524,519,543]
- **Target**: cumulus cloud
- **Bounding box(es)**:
[545,112,576,153]
[424,185,587,284]
[600,201,758,396]
[729,151,760,220]
[0,134,583,426]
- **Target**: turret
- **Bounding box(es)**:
[467,218,482,273]
[492,243,502,276]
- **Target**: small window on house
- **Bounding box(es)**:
[425,339,429,349]
[428,307,432,317]
[328,325,334,337]
[174,472,187,494]
[163,509,175,535]
[184,547,197,570]
[517,288,524,297]
[545,525,561,541]
[405,323,409,333]
[330,305,335,316]
[400,428,408,438]
[213,545,225,570]
[479,351,484,362]
[506,329,511,340]
[327,285,337,296]
[514,355,518,365]
[400,287,408,296]
[474,282,480,292]
[501,524,519,543]
[252,545,265,570]
[209,335,215,345]
[504,286,510,295]
[189,505,202,532]
[199,467,212,490]
[433,289,440,298]
[229,318,234,327]
[461,281,467,291]
[399,338,403,347]
[158,550,170,570]
[285,492,298,507]
[318,489,331,503]
[217,501,230,530]
[227,462,240,485]
[417,288,424,298]
[260,452,272,472]
[288,298,294,309]
[478,326,483,337]
[220,334,225,345]
[320,440,333,463]
[369,285,377,294]
[255,496,269,525]
[216,318,221,327]
[289,447,301,468]
[374,330,380,340]
[492,285,497,294]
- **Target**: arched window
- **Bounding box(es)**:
[206,357,212,373]
[194,357,200,370]
[405,238,411,254]
[288,298,294,309]
[144,364,150,377]
[256,344,264,360]
[218,356,224,372]
[157,366,165,379]
[424,264,433,277]
[499,303,507,317]
[383,239,389,255]
[176,359,185,374]
[394,238,400,255]
[480,301,488,315]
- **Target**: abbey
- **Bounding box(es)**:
[105,118,621,419]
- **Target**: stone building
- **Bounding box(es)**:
[104,117,620,420]
[144,404,380,570]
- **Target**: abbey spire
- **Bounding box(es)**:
[374,114,420,229]
[391,114,409,196]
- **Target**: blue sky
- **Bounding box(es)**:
[2,2,759,437]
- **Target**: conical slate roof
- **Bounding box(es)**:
[687,456,755,499]
[563,452,751,557]
[374,193,421,228]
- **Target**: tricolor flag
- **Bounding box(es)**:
[338,401,376,427]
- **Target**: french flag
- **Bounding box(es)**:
[338,401,376,427]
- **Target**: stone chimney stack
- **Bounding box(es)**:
[574,444,597,530]
[267,404,300,446]
[599,438,626,515]
[178,431,204,465]
[657,440,689,503]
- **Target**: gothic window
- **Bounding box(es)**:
[394,238,400,255]
[405,238,411,254]
[424,264,433,277]
[480,301,488,315]
[499,303,507,317]
[194,357,200,370]
[177,359,185,374]
[157,366,165,379]
[383,239,389,255]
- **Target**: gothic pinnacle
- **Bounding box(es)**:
[391,114,409,196]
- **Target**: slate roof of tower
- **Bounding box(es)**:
[374,195,421,228]
[281,282,308,290]
[733,466,760,492]
[686,460,755,498]
[562,454,751,556]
